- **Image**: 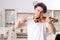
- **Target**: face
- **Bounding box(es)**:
[34,6,44,17]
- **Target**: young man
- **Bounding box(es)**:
[14,2,56,40]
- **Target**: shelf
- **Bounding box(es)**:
[6,23,15,25]
[16,33,27,38]
[17,12,34,14]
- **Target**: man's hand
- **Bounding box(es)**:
[46,17,52,23]
[19,17,27,24]
[14,17,27,28]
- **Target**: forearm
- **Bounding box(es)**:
[48,22,56,34]
[14,20,23,29]
[14,17,27,28]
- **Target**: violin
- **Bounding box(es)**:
[33,16,58,23]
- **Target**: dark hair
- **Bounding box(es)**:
[34,2,47,13]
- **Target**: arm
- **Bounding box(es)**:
[14,17,27,28]
[46,17,56,34]
[48,22,56,34]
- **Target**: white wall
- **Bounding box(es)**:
[37,0,60,10]
[0,0,60,10]
[0,9,5,27]
[0,0,34,12]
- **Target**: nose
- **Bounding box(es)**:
[38,11,41,15]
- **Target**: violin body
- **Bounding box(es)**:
[33,16,58,23]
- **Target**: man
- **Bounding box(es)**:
[14,2,56,40]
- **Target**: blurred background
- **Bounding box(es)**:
[0,0,60,40]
